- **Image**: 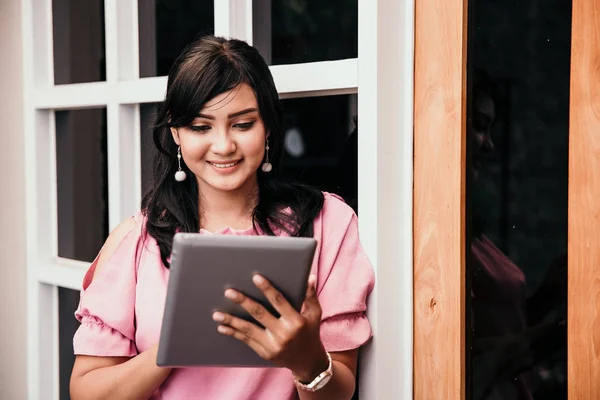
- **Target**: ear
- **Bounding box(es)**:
[170,127,180,146]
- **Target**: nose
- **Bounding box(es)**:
[211,130,237,155]
[475,132,494,153]
[483,136,494,152]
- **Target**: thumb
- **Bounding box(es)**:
[301,275,321,319]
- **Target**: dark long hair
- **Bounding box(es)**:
[142,35,324,267]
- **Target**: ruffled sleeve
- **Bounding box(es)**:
[73,213,145,357]
[313,193,375,352]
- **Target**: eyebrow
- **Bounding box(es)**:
[197,107,258,120]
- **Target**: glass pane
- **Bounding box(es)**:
[466,0,571,399]
[59,287,81,400]
[52,0,106,85]
[280,94,358,212]
[253,0,358,65]
[138,0,214,78]
[56,109,109,262]
[140,103,159,196]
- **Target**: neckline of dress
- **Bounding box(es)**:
[199,225,256,235]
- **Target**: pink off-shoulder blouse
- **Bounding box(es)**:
[73,193,375,399]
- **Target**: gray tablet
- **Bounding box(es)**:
[156,233,317,367]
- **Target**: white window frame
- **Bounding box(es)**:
[21,0,414,398]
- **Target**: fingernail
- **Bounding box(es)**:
[225,289,238,300]
[309,274,317,285]
[212,312,224,322]
[253,274,265,285]
[217,325,229,334]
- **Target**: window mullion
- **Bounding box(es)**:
[103,0,119,83]
[214,0,253,42]
[116,0,140,81]
[357,0,415,399]
[32,0,54,86]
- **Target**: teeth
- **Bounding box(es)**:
[211,161,238,168]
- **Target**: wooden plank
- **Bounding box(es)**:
[568,0,600,397]
[413,0,468,398]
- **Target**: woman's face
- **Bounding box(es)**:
[471,92,496,179]
[171,83,267,195]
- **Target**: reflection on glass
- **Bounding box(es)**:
[56,109,109,262]
[52,0,106,85]
[280,94,358,211]
[59,287,81,400]
[140,103,159,196]
[253,0,357,65]
[138,0,214,77]
[467,0,571,399]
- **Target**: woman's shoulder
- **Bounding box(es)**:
[312,192,357,237]
[320,192,356,219]
[86,211,151,285]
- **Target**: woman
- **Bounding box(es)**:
[69,36,374,399]
[469,69,566,400]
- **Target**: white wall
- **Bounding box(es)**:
[0,0,28,398]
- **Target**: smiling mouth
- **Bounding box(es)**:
[208,160,242,169]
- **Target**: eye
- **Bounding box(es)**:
[233,121,255,130]
[189,125,211,132]
[472,114,491,131]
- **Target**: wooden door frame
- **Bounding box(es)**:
[413,0,468,398]
[567,0,600,397]
[413,0,600,398]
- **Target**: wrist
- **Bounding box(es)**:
[293,348,330,383]
[293,351,334,393]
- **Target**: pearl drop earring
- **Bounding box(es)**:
[261,139,273,172]
[174,146,187,182]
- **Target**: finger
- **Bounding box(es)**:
[222,290,280,331]
[213,311,269,343]
[216,325,271,360]
[252,274,297,318]
[301,275,322,320]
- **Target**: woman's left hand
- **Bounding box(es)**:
[212,274,329,382]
